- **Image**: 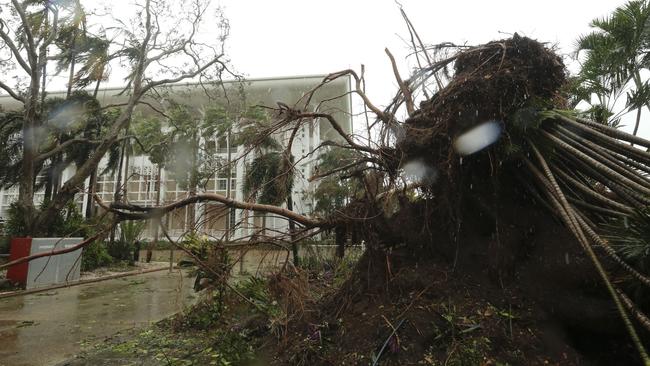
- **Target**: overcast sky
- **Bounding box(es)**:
[4,0,645,137]
[215,0,649,138]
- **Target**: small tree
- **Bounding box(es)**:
[575,0,650,133]
[0,0,234,235]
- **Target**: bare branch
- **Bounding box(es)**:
[385,48,414,116]
[0,20,32,74]
[34,135,132,163]
[301,69,391,124]
[10,0,37,67]
[140,56,224,96]
[0,79,24,103]
[95,193,332,228]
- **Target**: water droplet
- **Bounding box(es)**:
[453,121,502,156]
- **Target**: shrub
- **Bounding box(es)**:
[81,240,112,271]
[0,220,9,254]
[107,220,146,261]
[107,240,133,261]
[4,201,89,238]
[0,236,9,254]
[4,203,28,237]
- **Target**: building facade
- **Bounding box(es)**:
[0,75,353,240]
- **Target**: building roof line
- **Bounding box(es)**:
[0,74,348,101]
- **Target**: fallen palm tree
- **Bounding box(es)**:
[391,35,650,364]
[80,34,650,364]
[281,34,650,364]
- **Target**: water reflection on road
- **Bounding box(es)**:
[0,270,196,366]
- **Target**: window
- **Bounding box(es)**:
[229,208,236,230]
[207,179,216,191]
[217,179,227,191]
[217,136,228,154]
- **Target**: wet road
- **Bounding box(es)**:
[0,246,361,366]
[0,270,197,366]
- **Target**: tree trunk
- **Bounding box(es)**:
[147,165,162,263]
[287,194,300,266]
[631,71,649,141]
[85,168,98,218]
[187,132,198,233]
[85,121,102,218]
[225,129,232,241]
[93,76,102,99]
[19,42,45,235]
[51,157,62,198]
[335,226,346,259]
[43,165,54,203]
[109,132,128,245]
[123,137,131,200]
[632,106,642,143]
[66,28,77,99]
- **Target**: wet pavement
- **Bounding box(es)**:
[0,270,197,366]
[0,246,361,366]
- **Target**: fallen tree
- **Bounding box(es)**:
[8,32,650,364]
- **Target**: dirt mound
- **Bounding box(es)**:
[263,181,638,364]
[268,254,632,366]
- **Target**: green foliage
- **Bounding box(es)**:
[243,152,293,205]
[4,203,28,238]
[81,240,112,271]
[0,91,117,200]
[179,293,227,330]
[312,147,363,216]
[131,116,167,165]
[603,208,650,273]
[234,106,280,150]
[4,200,88,238]
[299,244,361,288]
[0,238,9,255]
[0,220,9,254]
[237,276,281,318]
[182,232,211,259]
[423,302,491,366]
[131,102,243,193]
[107,240,133,261]
[586,104,617,125]
[202,105,233,138]
[0,110,23,188]
[119,220,146,243]
[59,200,89,237]
[574,0,650,126]
[108,220,146,261]
[100,318,255,366]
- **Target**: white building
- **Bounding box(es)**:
[0,75,353,240]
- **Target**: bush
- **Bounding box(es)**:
[4,201,89,238]
[0,236,9,255]
[81,240,112,271]
[0,220,9,254]
[107,220,146,262]
[4,203,28,237]
[107,240,134,261]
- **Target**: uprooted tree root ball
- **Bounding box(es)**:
[263,36,650,365]
[397,34,566,163]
